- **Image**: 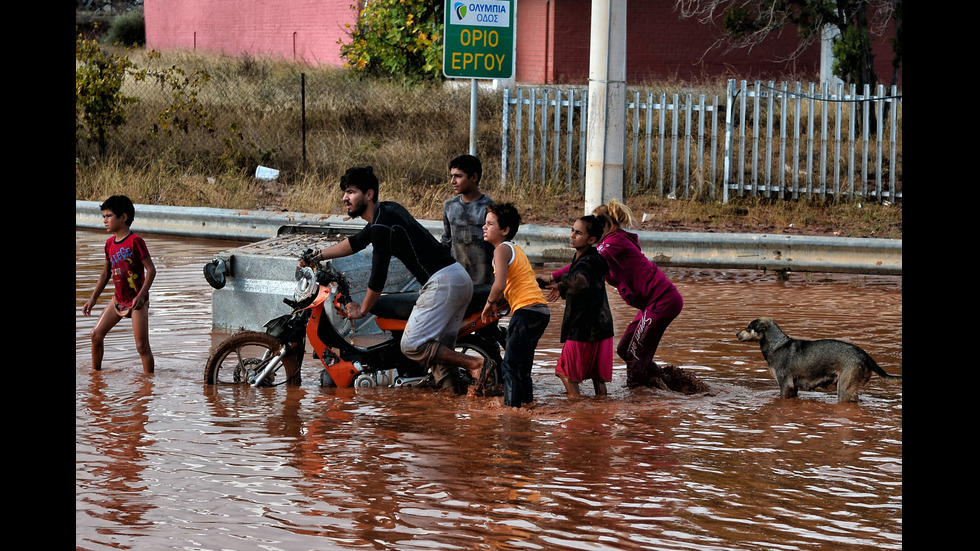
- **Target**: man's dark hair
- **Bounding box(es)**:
[487,202,521,240]
[449,154,482,183]
[340,166,380,201]
[99,195,136,227]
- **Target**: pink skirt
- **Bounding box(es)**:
[556,338,614,383]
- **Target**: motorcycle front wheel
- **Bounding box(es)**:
[204,331,302,386]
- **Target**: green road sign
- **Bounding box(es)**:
[443,0,515,79]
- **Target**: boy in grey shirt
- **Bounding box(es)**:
[442,154,495,289]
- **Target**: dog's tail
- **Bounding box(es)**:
[868,356,902,381]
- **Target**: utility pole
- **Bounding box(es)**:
[584,0,627,215]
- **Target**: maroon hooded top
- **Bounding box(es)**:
[594,229,678,309]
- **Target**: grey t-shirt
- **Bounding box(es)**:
[441,193,495,286]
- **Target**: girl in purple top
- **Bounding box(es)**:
[589,199,683,388]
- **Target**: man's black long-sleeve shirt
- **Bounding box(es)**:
[348,201,456,293]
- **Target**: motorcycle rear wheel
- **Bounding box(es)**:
[204,331,302,386]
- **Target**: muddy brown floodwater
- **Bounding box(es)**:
[75,229,902,551]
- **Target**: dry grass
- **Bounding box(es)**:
[75,50,901,240]
[77,157,901,239]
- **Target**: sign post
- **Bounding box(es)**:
[444,0,516,155]
[443,0,515,80]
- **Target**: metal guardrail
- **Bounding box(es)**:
[76,200,901,275]
[75,200,365,241]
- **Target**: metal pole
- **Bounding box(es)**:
[584,0,627,215]
[470,78,478,155]
[501,87,510,188]
[723,79,734,203]
[301,73,307,167]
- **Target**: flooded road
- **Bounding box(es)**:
[75,229,902,550]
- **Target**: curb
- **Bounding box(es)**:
[76,200,901,275]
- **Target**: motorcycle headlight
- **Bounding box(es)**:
[294,266,318,303]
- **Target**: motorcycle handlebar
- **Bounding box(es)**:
[296,248,354,315]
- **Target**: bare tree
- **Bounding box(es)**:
[673,0,899,89]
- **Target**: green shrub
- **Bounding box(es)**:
[339,0,443,82]
[106,10,145,47]
[76,37,138,156]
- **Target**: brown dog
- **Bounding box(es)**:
[736,317,901,403]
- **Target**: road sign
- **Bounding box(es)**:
[443,0,515,79]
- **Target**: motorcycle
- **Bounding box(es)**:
[204,249,505,393]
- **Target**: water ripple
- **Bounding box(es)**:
[76,231,902,550]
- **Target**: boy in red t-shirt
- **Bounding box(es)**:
[83,196,157,373]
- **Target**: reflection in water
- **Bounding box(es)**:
[77,372,154,531]
[76,230,901,550]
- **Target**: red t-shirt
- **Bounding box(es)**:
[105,232,150,308]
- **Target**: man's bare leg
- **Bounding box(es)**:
[434,345,484,379]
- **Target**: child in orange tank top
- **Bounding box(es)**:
[480,203,550,408]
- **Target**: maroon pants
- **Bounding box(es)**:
[618,289,683,387]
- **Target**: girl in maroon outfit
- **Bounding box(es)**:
[593,200,683,388]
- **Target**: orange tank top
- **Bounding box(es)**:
[501,242,547,312]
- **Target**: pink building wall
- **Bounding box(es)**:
[144,0,358,66]
[518,0,900,88]
[144,0,901,88]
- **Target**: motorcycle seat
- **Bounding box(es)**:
[372,292,418,320]
[371,284,493,320]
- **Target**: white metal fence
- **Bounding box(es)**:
[501,79,902,203]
